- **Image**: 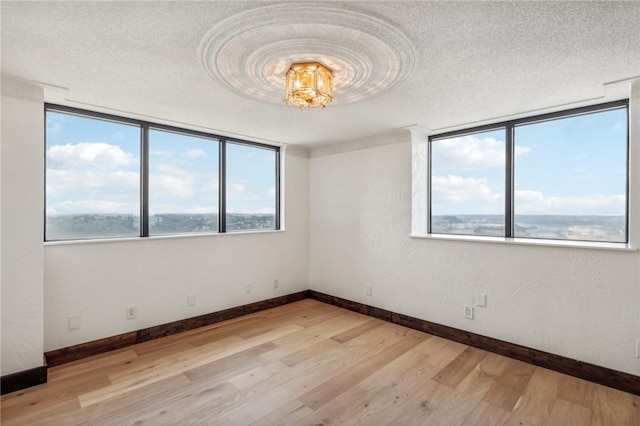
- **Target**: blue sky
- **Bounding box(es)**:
[431,107,627,216]
[46,111,277,216]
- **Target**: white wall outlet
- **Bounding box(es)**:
[68,315,81,330]
[464,305,474,319]
[366,285,373,296]
[636,340,640,358]
[126,306,137,320]
[187,294,196,306]
[245,284,252,294]
[476,294,487,307]
[274,279,280,289]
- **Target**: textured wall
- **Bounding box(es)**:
[2,72,639,379]
[43,146,309,351]
[2,80,310,364]
[1,88,45,375]
[309,110,640,376]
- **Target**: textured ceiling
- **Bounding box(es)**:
[2,1,640,146]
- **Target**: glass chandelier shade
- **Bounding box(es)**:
[284,62,333,109]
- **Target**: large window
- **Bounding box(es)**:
[46,111,141,240]
[431,128,506,237]
[45,105,280,241]
[429,101,628,244]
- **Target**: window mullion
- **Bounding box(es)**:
[427,138,432,234]
[219,139,227,233]
[505,124,514,238]
[141,125,149,237]
[275,148,281,230]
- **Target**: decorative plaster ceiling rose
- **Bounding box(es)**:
[198,3,416,106]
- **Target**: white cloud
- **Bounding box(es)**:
[149,203,218,215]
[150,149,177,157]
[184,205,218,214]
[268,186,276,198]
[515,190,625,215]
[431,175,503,207]
[47,142,134,169]
[229,206,275,214]
[149,163,215,199]
[433,174,624,215]
[227,181,262,203]
[46,169,139,195]
[150,174,194,198]
[203,176,219,192]
[255,207,275,214]
[432,135,530,169]
[152,163,187,175]
[47,200,137,215]
[231,183,247,194]
[185,148,206,158]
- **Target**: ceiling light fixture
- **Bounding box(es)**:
[284,62,333,109]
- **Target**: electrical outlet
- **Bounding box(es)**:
[187,294,196,306]
[476,294,487,307]
[274,279,280,289]
[245,284,252,294]
[464,305,474,319]
[126,306,137,320]
[68,315,81,330]
[366,285,373,296]
[636,340,640,358]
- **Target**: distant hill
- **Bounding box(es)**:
[46,213,276,241]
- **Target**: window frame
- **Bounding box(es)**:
[427,100,629,244]
[44,104,281,241]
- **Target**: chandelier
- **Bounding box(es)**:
[284,62,333,109]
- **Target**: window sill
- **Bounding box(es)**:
[410,233,636,251]
[44,229,286,246]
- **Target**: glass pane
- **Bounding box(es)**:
[226,143,277,231]
[46,111,141,240]
[430,129,506,236]
[514,108,627,242]
[148,129,219,235]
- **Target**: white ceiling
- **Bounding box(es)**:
[2,1,639,147]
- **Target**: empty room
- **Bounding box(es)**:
[1,1,639,424]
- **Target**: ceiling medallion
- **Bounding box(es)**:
[198,3,415,106]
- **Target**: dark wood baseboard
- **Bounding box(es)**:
[1,365,48,395]
[41,288,639,397]
[308,290,640,396]
[45,290,310,367]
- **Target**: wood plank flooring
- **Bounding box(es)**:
[2,299,639,425]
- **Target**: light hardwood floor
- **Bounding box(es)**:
[2,299,639,425]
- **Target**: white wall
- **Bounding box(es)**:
[309,91,640,376]
[43,143,309,352]
[0,75,310,359]
[2,72,639,379]
[1,80,46,375]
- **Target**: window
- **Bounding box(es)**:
[225,142,279,232]
[148,129,219,236]
[46,111,141,240]
[430,128,506,237]
[428,101,628,244]
[45,105,280,241]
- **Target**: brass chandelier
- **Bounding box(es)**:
[284,62,333,109]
